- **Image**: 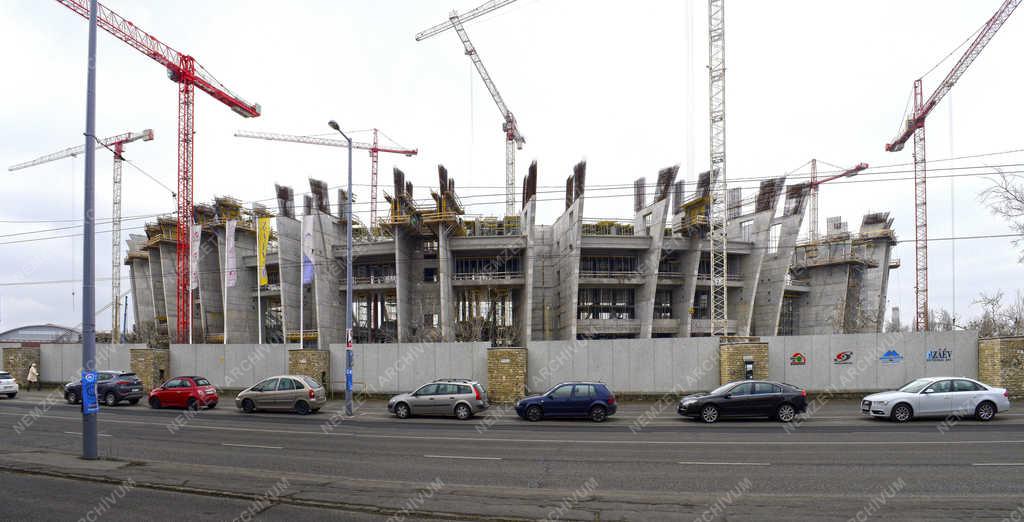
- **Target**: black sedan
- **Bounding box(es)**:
[678,380,807,423]
[65,370,145,407]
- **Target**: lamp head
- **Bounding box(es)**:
[328,120,340,132]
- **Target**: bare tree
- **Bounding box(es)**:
[968,291,1024,337]
[981,171,1024,262]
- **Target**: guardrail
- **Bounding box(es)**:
[579,270,642,279]
[453,271,523,281]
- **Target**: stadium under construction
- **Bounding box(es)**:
[124,163,898,348]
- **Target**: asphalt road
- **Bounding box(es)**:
[1,391,1023,521]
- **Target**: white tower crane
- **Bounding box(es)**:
[9,129,155,344]
[707,0,729,336]
[416,0,524,216]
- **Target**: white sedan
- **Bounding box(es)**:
[862,377,1011,423]
[0,371,19,398]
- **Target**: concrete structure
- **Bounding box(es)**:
[125,163,899,346]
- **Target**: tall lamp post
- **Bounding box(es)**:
[328,120,354,416]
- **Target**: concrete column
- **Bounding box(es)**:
[635,199,669,338]
[437,226,454,341]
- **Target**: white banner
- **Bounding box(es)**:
[225,219,237,288]
[301,215,315,285]
[189,224,201,290]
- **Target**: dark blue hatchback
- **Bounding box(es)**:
[515,382,617,422]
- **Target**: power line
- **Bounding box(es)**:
[0,231,1020,288]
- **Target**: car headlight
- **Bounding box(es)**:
[682,399,696,407]
[878,400,888,406]
[515,400,521,408]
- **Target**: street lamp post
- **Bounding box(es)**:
[328,120,354,416]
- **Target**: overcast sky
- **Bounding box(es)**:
[1,0,1022,333]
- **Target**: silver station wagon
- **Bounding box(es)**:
[388,379,489,420]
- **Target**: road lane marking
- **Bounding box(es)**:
[63,431,111,437]
[423,455,501,460]
[972,463,1024,466]
[678,461,769,466]
[5,412,1024,446]
[222,443,283,450]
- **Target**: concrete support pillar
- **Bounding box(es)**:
[718,341,768,384]
[130,348,169,392]
[487,347,527,403]
[2,347,40,387]
[979,336,1024,398]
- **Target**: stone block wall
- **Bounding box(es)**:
[2,347,40,386]
[130,348,169,392]
[719,342,769,384]
[488,348,527,403]
[979,336,1024,398]
[288,350,331,389]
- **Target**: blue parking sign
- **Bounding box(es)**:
[81,370,99,415]
[345,367,353,389]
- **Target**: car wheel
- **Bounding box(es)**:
[187,398,198,411]
[394,402,411,419]
[525,405,543,422]
[589,405,608,423]
[454,403,472,420]
[66,391,78,405]
[104,392,117,407]
[207,402,217,410]
[891,403,913,423]
[241,399,256,414]
[700,404,720,424]
[6,393,16,399]
[975,401,996,421]
[776,403,797,422]
[294,401,311,415]
[128,398,140,406]
[149,397,161,409]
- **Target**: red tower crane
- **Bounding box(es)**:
[57,0,261,342]
[233,130,418,226]
[807,160,869,241]
[885,0,1020,332]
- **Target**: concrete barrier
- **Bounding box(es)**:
[36,344,141,383]
[763,330,979,392]
[527,338,721,395]
[330,342,489,394]
[169,344,291,389]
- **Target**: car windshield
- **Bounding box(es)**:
[0,372,11,379]
[543,383,578,396]
[709,382,738,395]
[302,376,322,389]
[195,378,211,386]
[898,378,933,393]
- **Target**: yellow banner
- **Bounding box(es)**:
[257,217,271,286]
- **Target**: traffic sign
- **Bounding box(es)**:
[81,370,99,415]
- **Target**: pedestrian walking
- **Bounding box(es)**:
[26,363,40,391]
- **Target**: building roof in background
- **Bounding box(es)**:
[0,324,81,343]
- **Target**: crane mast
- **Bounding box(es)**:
[9,128,153,345]
[417,0,523,216]
[885,0,1020,332]
[707,0,728,336]
[57,0,260,343]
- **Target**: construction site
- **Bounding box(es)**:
[123,161,899,347]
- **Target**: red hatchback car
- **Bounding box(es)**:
[149,376,218,410]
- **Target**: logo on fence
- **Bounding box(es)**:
[926,349,951,362]
[879,350,904,364]
[833,351,853,364]
[790,352,806,366]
